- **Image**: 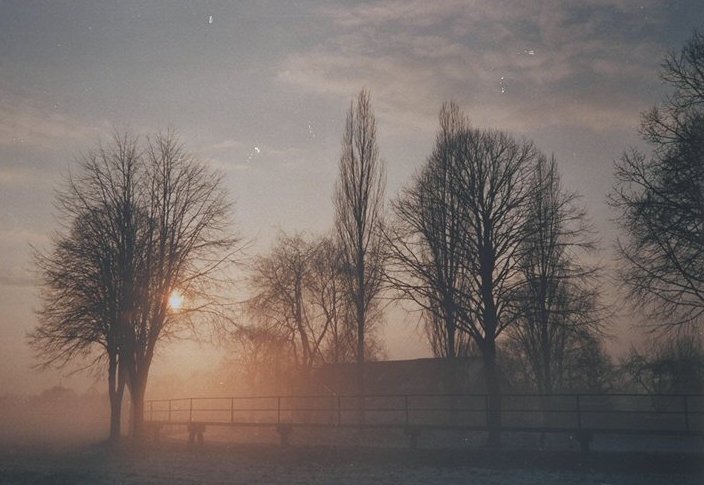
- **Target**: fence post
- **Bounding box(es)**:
[168,400,171,423]
[684,395,690,433]
[277,396,281,425]
[574,394,593,453]
[231,397,235,424]
[337,396,342,426]
[484,394,490,429]
[405,395,410,426]
[189,398,193,423]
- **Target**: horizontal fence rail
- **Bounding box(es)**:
[144,392,704,437]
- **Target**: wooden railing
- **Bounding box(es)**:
[144,392,704,450]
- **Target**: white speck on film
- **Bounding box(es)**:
[247,146,261,162]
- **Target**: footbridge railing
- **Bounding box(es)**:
[144,392,704,451]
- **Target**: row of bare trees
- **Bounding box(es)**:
[31,132,241,441]
[32,92,607,448]
[239,92,607,445]
[31,30,704,446]
[238,30,704,409]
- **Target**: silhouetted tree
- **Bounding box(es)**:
[456,126,538,446]
[31,133,141,442]
[247,233,328,376]
[612,30,704,330]
[388,102,540,445]
[334,89,386,403]
[32,131,240,440]
[307,236,356,364]
[124,132,239,437]
[386,103,474,362]
[501,332,616,394]
[624,331,704,395]
[509,155,604,394]
[560,333,616,393]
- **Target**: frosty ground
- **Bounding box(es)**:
[1,409,702,484]
[1,438,703,485]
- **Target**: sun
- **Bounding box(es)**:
[168,290,184,311]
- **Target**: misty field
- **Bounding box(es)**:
[2,441,703,485]
[2,393,704,484]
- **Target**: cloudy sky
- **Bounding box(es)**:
[1,0,703,394]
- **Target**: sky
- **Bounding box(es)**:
[1,0,703,395]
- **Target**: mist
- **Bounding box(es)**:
[3,1,704,484]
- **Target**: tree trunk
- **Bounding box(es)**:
[107,351,125,443]
[129,372,149,440]
[357,331,366,424]
[483,339,502,448]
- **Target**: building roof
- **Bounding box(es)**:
[313,357,486,395]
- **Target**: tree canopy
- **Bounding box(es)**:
[612,31,704,330]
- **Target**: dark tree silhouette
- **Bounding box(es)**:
[124,132,239,437]
[334,89,386,404]
[509,155,603,394]
[624,331,704,395]
[31,131,240,440]
[447,120,539,447]
[387,102,540,445]
[386,102,474,362]
[612,31,704,330]
[307,236,355,364]
[31,133,140,442]
[247,233,327,376]
[245,233,377,392]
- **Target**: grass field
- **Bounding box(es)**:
[1,440,703,484]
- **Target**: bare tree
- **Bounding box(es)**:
[334,89,386,401]
[612,31,704,331]
[307,236,355,364]
[387,102,539,445]
[245,233,383,394]
[31,133,141,442]
[509,155,603,394]
[385,102,474,362]
[641,30,704,147]
[123,132,239,436]
[31,131,240,439]
[624,331,704,395]
[247,233,329,378]
[451,122,539,446]
[560,333,616,393]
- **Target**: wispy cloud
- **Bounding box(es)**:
[199,136,330,176]
[0,88,109,151]
[279,0,665,134]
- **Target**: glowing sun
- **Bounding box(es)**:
[168,290,184,311]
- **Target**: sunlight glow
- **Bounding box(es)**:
[168,290,184,311]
